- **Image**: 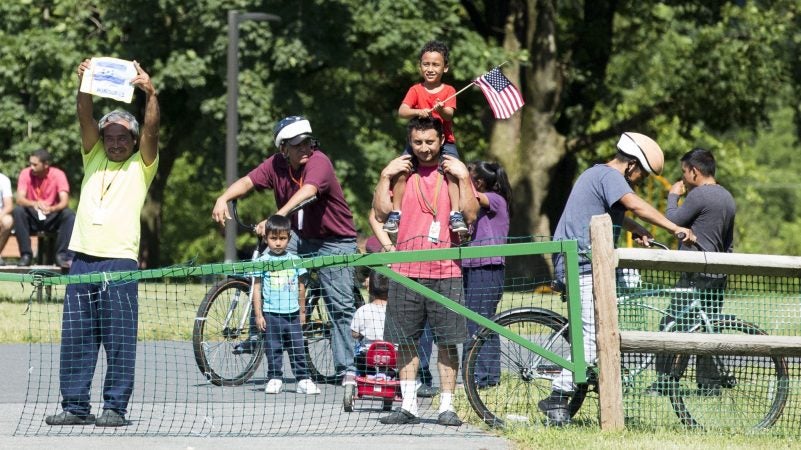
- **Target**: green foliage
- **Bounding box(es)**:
[3,0,801,263]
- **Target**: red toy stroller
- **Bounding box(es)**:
[343,341,401,412]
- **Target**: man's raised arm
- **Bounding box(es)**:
[131,61,160,166]
[76,59,100,153]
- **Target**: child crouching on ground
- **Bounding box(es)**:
[254,214,321,395]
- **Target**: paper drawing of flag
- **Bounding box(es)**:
[475,67,525,119]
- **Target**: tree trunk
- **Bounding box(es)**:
[138,133,179,268]
[489,0,567,280]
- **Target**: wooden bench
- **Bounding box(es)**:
[1,232,57,265]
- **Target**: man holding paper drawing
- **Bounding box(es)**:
[46,58,160,427]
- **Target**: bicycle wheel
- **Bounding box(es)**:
[464,307,587,427]
[616,289,673,390]
[193,278,264,386]
[304,295,338,384]
[668,318,789,430]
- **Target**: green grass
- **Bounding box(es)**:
[2,278,801,446]
[452,379,801,449]
[0,280,210,343]
[501,428,799,449]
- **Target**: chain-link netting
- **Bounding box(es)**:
[617,268,801,434]
[11,239,572,436]
[8,237,800,436]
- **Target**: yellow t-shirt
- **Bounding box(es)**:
[68,140,159,260]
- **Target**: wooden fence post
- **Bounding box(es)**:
[590,214,624,431]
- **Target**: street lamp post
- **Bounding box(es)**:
[225,10,280,262]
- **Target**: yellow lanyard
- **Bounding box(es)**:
[100,160,121,203]
[413,172,443,218]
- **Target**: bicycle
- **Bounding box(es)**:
[462,239,789,430]
[192,198,363,386]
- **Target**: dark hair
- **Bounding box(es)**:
[31,148,51,164]
[265,214,292,236]
[681,148,716,177]
[407,116,443,142]
[368,271,389,299]
[614,151,639,166]
[419,40,449,66]
[469,160,514,218]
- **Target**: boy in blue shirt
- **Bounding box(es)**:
[254,214,321,395]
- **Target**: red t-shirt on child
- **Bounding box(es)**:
[402,83,457,144]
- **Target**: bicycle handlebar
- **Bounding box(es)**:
[646,231,705,251]
[229,196,318,233]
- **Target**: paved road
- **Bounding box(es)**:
[1,344,510,449]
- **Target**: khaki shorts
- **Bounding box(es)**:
[384,277,467,346]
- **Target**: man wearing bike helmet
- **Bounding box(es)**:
[540,132,696,427]
[213,115,359,384]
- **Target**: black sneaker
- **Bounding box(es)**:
[383,211,401,235]
[721,374,737,389]
[379,408,420,425]
[55,253,72,269]
[18,253,32,267]
[644,376,677,396]
[449,212,468,233]
[437,410,462,426]
[538,391,571,427]
[45,411,95,426]
[416,384,439,398]
[696,383,722,397]
[232,338,258,355]
[95,409,126,427]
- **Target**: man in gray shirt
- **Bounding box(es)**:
[540,132,695,426]
[647,148,736,396]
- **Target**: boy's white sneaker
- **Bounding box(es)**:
[265,379,283,394]
[297,379,321,395]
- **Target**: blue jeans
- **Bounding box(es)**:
[59,254,138,416]
[462,265,504,386]
[417,323,434,386]
[262,312,310,380]
[289,235,357,374]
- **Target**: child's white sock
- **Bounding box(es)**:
[439,392,453,413]
[400,380,418,415]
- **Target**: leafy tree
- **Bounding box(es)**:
[3,0,801,270]
[462,0,796,274]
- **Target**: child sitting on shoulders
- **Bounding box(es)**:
[383,40,467,236]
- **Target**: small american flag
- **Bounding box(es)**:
[475,67,525,119]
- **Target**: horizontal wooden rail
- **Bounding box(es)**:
[617,248,801,277]
[620,331,801,357]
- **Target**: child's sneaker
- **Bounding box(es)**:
[383,211,401,234]
[265,379,283,394]
[296,379,321,395]
[449,211,468,233]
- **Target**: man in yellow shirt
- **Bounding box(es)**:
[45,58,160,428]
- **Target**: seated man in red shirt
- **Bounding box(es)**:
[13,148,75,267]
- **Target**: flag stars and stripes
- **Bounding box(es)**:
[475,67,525,120]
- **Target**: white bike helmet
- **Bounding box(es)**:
[273,116,313,148]
[616,132,664,176]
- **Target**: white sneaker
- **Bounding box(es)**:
[265,379,283,394]
[296,379,321,395]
